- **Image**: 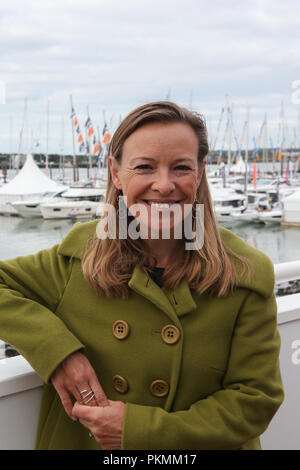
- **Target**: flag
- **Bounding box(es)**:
[103,131,111,145]
[285,167,289,184]
[79,142,85,153]
[278,149,282,161]
[86,116,101,155]
[297,153,300,162]
[71,104,87,153]
[253,161,257,189]
[85,117,91,129]
[93,142,100,155]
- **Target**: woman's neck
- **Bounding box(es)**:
[141,238,182,268]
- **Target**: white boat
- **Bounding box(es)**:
[40,187,106,219]
[231,208,261,223]
[258,205,283,224]
[211,189,247,222]
[9,188,69,218]
[230,192,268,223]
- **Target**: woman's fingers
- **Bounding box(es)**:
[55,385,76,420]
[89,375,109,407]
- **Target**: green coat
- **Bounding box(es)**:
[0,220,284,450]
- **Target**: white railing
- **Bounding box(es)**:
[0,260,300,450]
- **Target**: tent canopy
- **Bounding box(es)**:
[0,154,64,195]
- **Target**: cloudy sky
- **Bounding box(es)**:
[0,0,299,155]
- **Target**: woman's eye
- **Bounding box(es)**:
[174,165,191,171]
[135,164,153,170]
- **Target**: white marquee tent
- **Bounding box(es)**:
[0,154,65,215]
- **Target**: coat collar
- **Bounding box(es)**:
[58,219,275,301]
[128,265,197,319]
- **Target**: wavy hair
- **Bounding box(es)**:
[82,101,253,298]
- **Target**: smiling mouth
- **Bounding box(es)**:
[142,200,182,208]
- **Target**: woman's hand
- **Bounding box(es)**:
[50,351,109,420]
[72,399,126,450]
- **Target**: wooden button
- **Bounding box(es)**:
[112,320,130,340]
[112,375,128,393]
[161,324,180,345]
[150,379,169,397]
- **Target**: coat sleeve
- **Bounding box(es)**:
[121,290,284,450]
[0,246,85,383]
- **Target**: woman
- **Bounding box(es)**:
[0,101,284,450]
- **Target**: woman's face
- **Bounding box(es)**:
[109,121,203,237]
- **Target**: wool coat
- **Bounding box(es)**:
[0,219,284,450]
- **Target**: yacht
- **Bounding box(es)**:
[211,188,247,223]
[9,188,69,218]
[258,204,283,224]
[40,187,106,220]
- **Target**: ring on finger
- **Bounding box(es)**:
[82,393,95,405]
[80,390,94,400]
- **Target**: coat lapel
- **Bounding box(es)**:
[128,265,197,321]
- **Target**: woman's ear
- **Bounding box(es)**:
[108,155,122,190]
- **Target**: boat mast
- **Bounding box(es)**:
[9,116,13,170]
[86,105,93,179]
[70,94,77,182]
[45,100,49,175]
[226,96,233,175]
[60,114,65,180]
[17,97,27,166]
[280,101,285,178]
[244,106,250,201]
[263,112,268,178]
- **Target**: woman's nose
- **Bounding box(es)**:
[151,170,176,194]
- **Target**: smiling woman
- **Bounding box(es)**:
[0,101,284,450]
[83,102,254,298]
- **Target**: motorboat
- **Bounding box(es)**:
[258,204,283,224]
[39,187,106,219]
[9,188,69,218]
[230,192,268,224]
[211,188,247,223]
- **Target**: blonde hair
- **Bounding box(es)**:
[82,101,253,298]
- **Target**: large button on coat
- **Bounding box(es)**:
[161,324,180,344]
[150,379,169,397]
[112,320,130,340]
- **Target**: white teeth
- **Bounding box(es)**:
[151,202,171,208]
[146,201,176,208]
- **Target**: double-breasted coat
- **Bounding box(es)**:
[0,219,284,449]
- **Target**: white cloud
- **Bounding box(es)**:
[0,0,299,154]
